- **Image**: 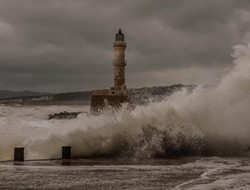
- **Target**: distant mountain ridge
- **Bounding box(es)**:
[0,84,196,105]
[0,90,50,99]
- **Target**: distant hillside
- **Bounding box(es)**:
[0,91,91,105]
[0,90,50,99]
[0,84,195,105]
[129,84,195,105]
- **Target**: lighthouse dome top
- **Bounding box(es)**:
[116,28,124,41]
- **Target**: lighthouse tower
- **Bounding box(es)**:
[113,28,127,91]
[90,28,129,112]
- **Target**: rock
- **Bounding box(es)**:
[48,111,82,120]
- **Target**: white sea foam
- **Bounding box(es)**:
[174,157,250,190]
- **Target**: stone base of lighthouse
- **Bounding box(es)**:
[90,89,129,113]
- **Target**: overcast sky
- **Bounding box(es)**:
[0,0,250,92]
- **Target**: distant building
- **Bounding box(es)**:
[90,28,129,112]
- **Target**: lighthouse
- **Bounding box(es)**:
[90,28,129,112]
[113,28,127,91]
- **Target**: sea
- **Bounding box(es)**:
[1,157,250,190]
[0,105,249,190]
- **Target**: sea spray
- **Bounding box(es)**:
[1,44,250,160]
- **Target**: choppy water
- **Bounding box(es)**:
[0,157,250,189]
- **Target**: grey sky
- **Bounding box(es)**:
[0,0,250,92]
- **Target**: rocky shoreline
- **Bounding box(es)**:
[48,111,83,120]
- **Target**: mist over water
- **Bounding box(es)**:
[1,44,250,161]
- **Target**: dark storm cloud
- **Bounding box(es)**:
[0,0,250,92]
